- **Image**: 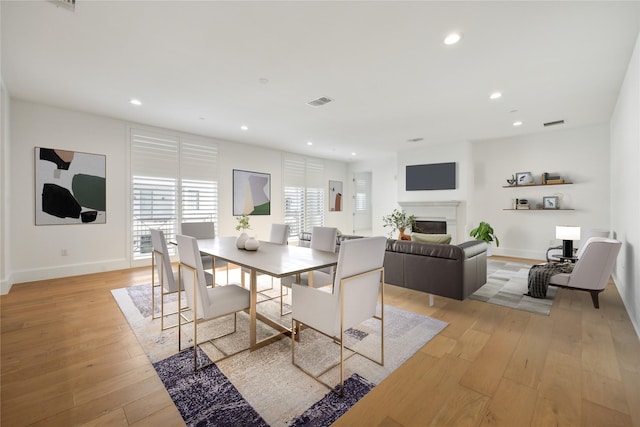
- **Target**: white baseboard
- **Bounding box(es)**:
[491,247,546,261]
[9,258,130,286]
[1,275,13,295]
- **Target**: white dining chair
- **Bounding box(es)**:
[240,224,290,291]
[181,221,229,286]
[291,236,386,394]
[280,226,337,315]
[150,229,182,330]
[176,234,251,370]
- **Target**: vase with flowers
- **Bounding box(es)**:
[235,214,251,249]
[382,209,416,240]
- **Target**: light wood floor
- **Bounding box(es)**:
[2,257,639,426]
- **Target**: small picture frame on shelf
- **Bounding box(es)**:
[543,196,559,209]
[515,171,534,186]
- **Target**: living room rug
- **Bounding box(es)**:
[469,260,557,316]
[111,273,447,427]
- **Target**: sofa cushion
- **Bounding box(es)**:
[411,233,452,244]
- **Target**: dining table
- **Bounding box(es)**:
[195,236,339,350]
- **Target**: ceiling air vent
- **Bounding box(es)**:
[49,0,75,11]
[543,119,565,127]
[307,96,333,107]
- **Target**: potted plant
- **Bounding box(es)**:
[382,209,416,240]
[469,221,499,253]
[235,214,251,248]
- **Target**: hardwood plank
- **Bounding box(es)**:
[534,350,582,425]
[458,309,529,396]
[478,378,537,427]
[503,314,553,389]
[581,399,632,427]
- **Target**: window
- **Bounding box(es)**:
[130,129,219,259]
[283,155,325,239]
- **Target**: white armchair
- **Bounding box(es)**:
[291,235,386,394]
[549,237,622,308]
[176,234,250,370]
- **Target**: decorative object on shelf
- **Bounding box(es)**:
[244,237,260,251]
[541,172,548,184]
[469,221,499,247]
[506,174,516,186]
[235,214,251,249]
[543,196,559,209]
[515,171,534,186]
[516,198,530,210]
[382,208,416,239]
[556,225,581,258]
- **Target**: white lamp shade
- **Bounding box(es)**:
[556,226,581,241]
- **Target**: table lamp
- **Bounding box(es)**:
[556,225,581,258]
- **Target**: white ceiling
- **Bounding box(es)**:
[2,1,639,161]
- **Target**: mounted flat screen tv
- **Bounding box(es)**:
[406,162,456,191]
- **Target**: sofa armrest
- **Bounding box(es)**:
[458,240,487,259]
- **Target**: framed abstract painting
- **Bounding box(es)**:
[232,169,271,216]
[35,147,106,225]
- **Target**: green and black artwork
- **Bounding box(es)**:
[35,147,106,225]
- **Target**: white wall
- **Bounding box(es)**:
[10,101,130,283]
[1,78,11,293]
[398,140,472,242]
[472,124,611,259]
[352,124,610,259]
[7,100,350,287]
[611,32,640,336]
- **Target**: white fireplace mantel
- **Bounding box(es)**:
[398,201,461,243]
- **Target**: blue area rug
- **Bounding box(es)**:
[153,346,374,427]
[153,346,268,427]
[289,374,374,426]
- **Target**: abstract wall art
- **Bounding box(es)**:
[35,147,106,225]
[232,169,270,216]
[329,180,343,212]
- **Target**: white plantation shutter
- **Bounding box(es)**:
[180,139,219,225]
[283,154,325,238]
[130,129,219,259]
[305,158,325,230]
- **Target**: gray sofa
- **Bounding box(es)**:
[384,239,487,300]
[299,232,487,301]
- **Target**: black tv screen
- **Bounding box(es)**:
[406,162,456,191]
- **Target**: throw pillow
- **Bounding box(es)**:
[411,233,452,244]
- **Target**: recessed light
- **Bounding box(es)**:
[513,121,523,127]
[129,99,142,106]
[240,125,249,131]
[351,152,357,156]
[307,141,313,146]
[489,92,502,100]
[444,32,462,45]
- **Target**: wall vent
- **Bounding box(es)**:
[49,0,75,11]
[307,96,333,107]
[543,119,565,127]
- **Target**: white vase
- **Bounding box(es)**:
[236,232,249,249]
[244,237,260,251]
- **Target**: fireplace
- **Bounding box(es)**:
[398,201,460,243]
[414,220,446,234]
